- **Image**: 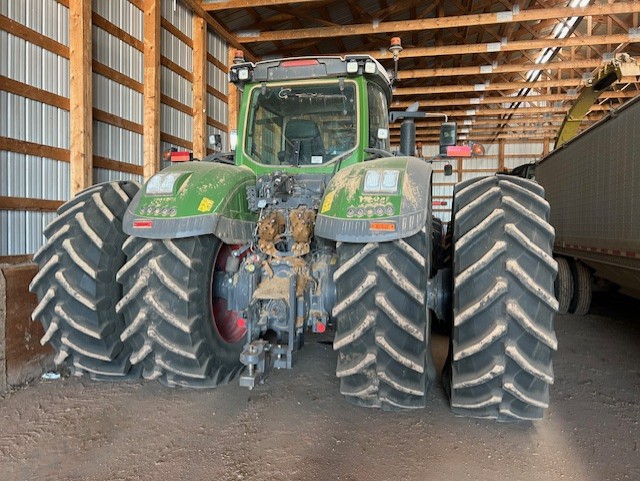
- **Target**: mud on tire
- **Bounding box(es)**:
[332,227,436,410]
[116,235,245,388]
[29,181,141,379]
[445,175,559,421]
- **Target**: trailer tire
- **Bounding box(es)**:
[332,227,436,410]
[445,175,559,421]
[116,235,245,388]
[568,260,592,316]
[554,256,573,314]
[29,181,141,379]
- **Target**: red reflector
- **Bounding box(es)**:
[171,151,192,162]
[236,318,247,329]
[370,222,396,232]
[280,59,319,67]
[133,220,153,228]
[446,145,472,157]
[316,322,326,334]
[432,201,447,206]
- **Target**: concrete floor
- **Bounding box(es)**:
[1,291,639,481]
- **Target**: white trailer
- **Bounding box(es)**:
[536,95,640,313]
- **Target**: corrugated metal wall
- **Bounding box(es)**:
[160,0,194,161]
[92,0,144,184]
[207,29,229,151]
[0,0,229,256]
[0,0,70,255]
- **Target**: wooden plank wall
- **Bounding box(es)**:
[0,263,53,392]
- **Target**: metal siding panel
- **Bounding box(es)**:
[93,168,142,184]
[161,66,193,107]
[162,0,193,38]
[93,120,143,166]
[93,0,143,42]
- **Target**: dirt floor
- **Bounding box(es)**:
[1,291,639,481]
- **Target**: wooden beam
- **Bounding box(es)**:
[193,15,208,159]
[389,91,636,109]
[398,59,604,80]
[0,14,69,58]
[143,0,161,179]
[69,0,92,195]
[236,3,640,43]
[365,34,635,61]
[179,0,257,62]
[202,0,323,11]
[227,47,239,136]
[394,78,590,96]
[0,75,69,110]
[0,137,69,162]
[0,196,64,212]
[498,140,505,171]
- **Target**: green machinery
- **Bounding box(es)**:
[30,55,558,421]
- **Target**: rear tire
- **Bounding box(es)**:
[29,181,141,379]
[445,175,559,421]
[332,226,435,410]
[568,260,592,316]
[116,235,245,387]
[554,256,573,314]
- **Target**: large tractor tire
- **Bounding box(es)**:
[332,226,436,410]
[554,256,574,314]
[29,181,141,379]
[444,175,559,421]
[568,260,592,316]
[116,235,246,388]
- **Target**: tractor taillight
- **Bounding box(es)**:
[370,222,396,232]
[280,59,319,67]
[133,220,153,228]
[171,151,192,162]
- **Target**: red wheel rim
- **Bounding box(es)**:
[210,244,247,344]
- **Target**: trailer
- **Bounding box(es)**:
[536,95,640,313]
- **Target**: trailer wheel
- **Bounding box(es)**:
[332,227,435,410]
[29,181,141,379]
[554,256,574,314]
[445,175,559,421]
[116,235,246,387]
[569,260,592,316]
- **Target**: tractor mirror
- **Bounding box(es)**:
[440,122,457,146]
[209,134,222,152]
[444,163,453,176]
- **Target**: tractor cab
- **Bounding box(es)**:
[230,56,392,172]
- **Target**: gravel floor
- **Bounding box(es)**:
[1,291,639,481]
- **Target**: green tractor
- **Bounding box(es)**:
[30,55,558,421]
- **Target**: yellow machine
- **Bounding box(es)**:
[555,54,640,148]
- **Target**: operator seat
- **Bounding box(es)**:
[283,119,324,165]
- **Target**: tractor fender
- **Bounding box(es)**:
[123,161,257,243]
[315,156,433,242]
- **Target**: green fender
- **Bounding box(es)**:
[315,156,433,242]
[123,161,257,243]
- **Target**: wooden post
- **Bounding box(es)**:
[143,0,161,179]
[193,16,207,159]
[227,46,239,143]
[69,0,92,195]
[543,138,551,156]
[498,140,506,171]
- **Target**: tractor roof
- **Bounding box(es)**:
[230,55,392,102]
